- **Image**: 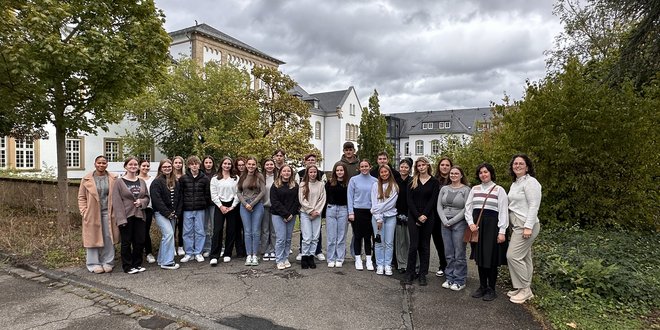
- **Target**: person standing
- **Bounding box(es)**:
[233,157,248,258]
[298,165,326,269]
[178,156,211,264]
[201,156,217,258]
[260,159,277,261]
[150,159,181,270]
[172,155,186,256]
[347,159,377,271]
[208,157,240,265]
[466,163,509,301]
[325,162,349,268]
[370,165,399,276]
[138,159,156,264]
[506,154,542,304]
[237,157,266,266]
[369,151,401,182]
[295,153,326,261]
[270,165,300,270]
[113,157,151,274]
[78,155,118,274]
[432,157,452,277]
[339,142,360,180]
[437,166,471,291]
[403,157,440,286]
[394,158,413,274]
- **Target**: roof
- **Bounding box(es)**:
[386,107,493,136]
[169,23,285,65]
[310,86,355,114]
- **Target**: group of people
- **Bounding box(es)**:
[78,141,541,304]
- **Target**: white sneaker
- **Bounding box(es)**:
[365,256,374,271]
[180,255,192,263]
[160,263,180,270]
[127,268,139,274]
[195,254,205,262]
[245,256,252,266]
[177,247,185,256]
[316,253,326,261]
[450,283,466,291]
[296,253,303,261]
[137,267,146,272]
[335,261,343,268]
[442,280,451,289]
[269,253,276,260]
[284,260,291,268]
[385,266,393,276]
[146,254,156,264]
[355,257,364,271]
[210,258,218,266]
[277,262,285,270]
[507,288,521,297]
[202,251,210,258]
[436,270,445,277]
[328,261,335,268]
[251,255,259,266]
[223,256,231,263]
[376,265,384,275]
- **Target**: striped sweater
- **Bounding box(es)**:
[464,182,509,234]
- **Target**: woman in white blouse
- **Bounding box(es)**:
[506,154,542,304]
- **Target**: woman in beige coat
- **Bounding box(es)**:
[78,155,119,274]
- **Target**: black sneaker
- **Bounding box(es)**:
[419,274,428,286]
[401,272,414,285]
[471,286,486,298]
[482,288,497,301]
[127,268,139,274]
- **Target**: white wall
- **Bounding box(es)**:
[398,133,472,165]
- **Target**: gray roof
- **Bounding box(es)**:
[310,87,355,114]
[169,23,285,65]
[387,108,493,137]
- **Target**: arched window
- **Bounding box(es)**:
[415,140,424,155]
[431,140,440,155]
[315,121,321,140]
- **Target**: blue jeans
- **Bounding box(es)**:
[326,204,348,262]
[154,211,176,265]
[240,202,264,255]
[441,221,468,285]
[272,214,295,263]
[183,210,205,255]
[372,216,396,267]
[300,212,321,256]
[203,205,214,253]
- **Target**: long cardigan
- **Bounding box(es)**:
[78,171,119,248]
[112,177,150,226]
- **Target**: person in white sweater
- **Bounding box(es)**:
[506,154,542,304]
[370,165,399,276]
[298,164,327,269]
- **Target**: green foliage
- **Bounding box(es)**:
[357,89,393,164]
[530,226,660,329]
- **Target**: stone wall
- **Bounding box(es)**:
[0,177,80,213]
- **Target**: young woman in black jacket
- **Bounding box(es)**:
[150,159,180,270]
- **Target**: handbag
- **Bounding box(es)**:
[463,185,496,243]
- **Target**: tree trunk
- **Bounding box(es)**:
[55,112,70,234]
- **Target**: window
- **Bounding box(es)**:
[15,138,35,169]
[346,124,350,140]
[315,121,321,140]
[139,152,152,162]
[404,142,409,156]
[0,136,6,169]
[422,122,433,130]
[349,104,355,116]
[477,122,491,132]
[66,138,82,168]
[431,140,440,155]
[104,139,121,162]
[313,100,319,109]
[415,140,424,155]
[439,121,451,129]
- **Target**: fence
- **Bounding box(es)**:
[0,177,80,213]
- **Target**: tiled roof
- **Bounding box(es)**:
[169,23,285,65]
[387,108,493,137]
[310,87,354,113]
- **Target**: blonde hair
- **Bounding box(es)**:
[274,165,296,189]
[411,157,433,190]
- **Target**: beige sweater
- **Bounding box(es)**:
[298,180,326,215]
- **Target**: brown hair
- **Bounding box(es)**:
[376,164,398,200]
[301,164,320,201]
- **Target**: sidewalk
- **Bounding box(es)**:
[39,231,542,330]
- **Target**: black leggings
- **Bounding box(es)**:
[351,208,373,256]
[143,208,154,254]
[478,266,499,289]
[431,215,447,271]
[119,216,145,272]
[406,217,434,275]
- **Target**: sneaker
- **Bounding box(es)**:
[102,265,113,273]
[450,283,466,291]
[316,253,326,261]
[91,266,104,274]
[419,274,428,286]
[210,258,218,267]
[284,260,291,268]
[510,287,534,304]
[202,251,210,258]
[507,288,521,297]
[385,266,393,276]
[355,258,364,271]
[195,254,205,262]
[435,270,444,277]
[245,256,252,266]
[376,265,384,275]
[335,261,343,268]
[442,280,451,289]
[180,255,192,263]
[177,247,185,256]
[160,263,180,270]
[263,254,269,261]
[137,266,146,272]
[277,262,285,270]
[328,261,335,268]
[482,288,497,301]
[251,255,259,266]
[296,253,303,261]
[471,286,487,298]
[146,254,156,264]
[127,268,139,274]
[223,256,231,263]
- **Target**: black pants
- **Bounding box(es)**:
[351,208,373,256]
[235,211,246,257]
[176,213,184,249]
[210,202,231,259]
[406,216,434,276]
[119,216,145,272]
[220,206,243,258]
[143,208,154,255]
[478,266,499,289]
[431,214,447,271]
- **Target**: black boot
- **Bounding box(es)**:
[308,255,316,269]
[401,271,414,285]
[471,286,487,298]
[419,274,428,286]
[301,255,309,269]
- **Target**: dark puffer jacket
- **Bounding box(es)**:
[150,176,180,218]
[178,172,211,211]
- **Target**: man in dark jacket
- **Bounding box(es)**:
[370,151,402,182]
[177,156,211,263]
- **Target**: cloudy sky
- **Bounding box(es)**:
[154,0,563,113]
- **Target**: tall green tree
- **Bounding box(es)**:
[357,89,393,165]
[0,0,171,230]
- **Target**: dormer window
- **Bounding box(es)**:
[439,121,451,129]
[313,100,319,109]
[422,122,433,130]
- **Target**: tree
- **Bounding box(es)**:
[0,1,171,231]
[357,89,394,165]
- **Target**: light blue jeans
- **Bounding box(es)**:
[272,214,295,263]
[326,204,348,262]
[441,221,468,285]
[300,212,321,256]
[240,202,264,255]
[154,211,176,266]
[183,210,205,255]
[372,215,396,267]
[203,205,215,253]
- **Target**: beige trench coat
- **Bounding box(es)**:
[78,172,120,248]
